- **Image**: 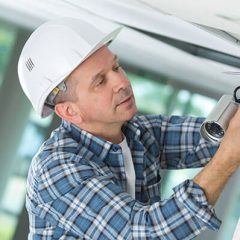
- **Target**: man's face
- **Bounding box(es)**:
[68,46,137,128]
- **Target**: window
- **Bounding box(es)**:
[0,22,18,240]
[0,109,54,240]
[128,72,174,114]
[0,23,16,88]
[127,69,217,117]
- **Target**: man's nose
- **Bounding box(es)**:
[112,70,131,93]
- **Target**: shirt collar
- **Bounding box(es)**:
[61,116,142,163]
[62,120,113,163]
[122,116,142,141]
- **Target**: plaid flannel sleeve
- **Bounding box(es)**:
[137,115,219,169]
[35,155,221,239]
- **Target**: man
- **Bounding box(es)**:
[18,17,240,239]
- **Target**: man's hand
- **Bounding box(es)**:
[218,107,240,166]
[193,107,240,205]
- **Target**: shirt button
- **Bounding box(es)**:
[112,145,120,152]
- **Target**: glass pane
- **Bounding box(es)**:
[218,173,240,240]
[127,71,174,114]
[161,168,201,199]
[0,23,16,88]
[0,97,54,238]
[1,177,26,215]
[188,93,217,117]
[171,90,191,115]
[0,212,16,240]
[17,124,45,161]
[29,109,53,128]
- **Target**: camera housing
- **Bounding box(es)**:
[200,95,239,143]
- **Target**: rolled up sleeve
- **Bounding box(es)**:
[173,180,221,230]
[131,180,221,239]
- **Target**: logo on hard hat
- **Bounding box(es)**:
[25,58,35,72]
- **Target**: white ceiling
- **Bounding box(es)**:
[141,0,240,37]
[0,0,240,97]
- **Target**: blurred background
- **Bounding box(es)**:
[0,0,240,239]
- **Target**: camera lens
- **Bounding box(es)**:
[205,122,224,139]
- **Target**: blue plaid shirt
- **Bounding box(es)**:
[26,114,221,239]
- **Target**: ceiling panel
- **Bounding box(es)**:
[140,0,240,36]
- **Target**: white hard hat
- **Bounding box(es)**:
[18,18,122,118]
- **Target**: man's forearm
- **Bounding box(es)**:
[194,108,240,206]
[193,147,239,205]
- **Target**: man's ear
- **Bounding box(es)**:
[55,102,83,124]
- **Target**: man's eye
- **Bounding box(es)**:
[96,77,105,86]
[113,65,121,72]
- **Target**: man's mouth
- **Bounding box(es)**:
[118,95,132,105]
[114,87,134,108]
[116,95,134,108]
